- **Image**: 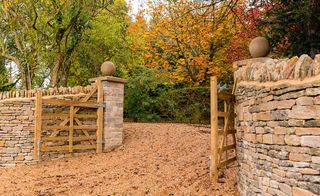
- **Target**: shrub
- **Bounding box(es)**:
[157,87,210,124]
[124,65,165,122]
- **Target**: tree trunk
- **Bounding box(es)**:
[51,53,65,87]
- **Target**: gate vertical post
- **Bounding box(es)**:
[34,91,42,160]
[96,79,103,153]
[210,76,219,182]
[69,106,74,152]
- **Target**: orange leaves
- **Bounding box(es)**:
[125,0,261,86]
[142,1,240,86]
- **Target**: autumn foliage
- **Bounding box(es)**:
[130,0,261,86]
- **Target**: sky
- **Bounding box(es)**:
[127,0,147,16]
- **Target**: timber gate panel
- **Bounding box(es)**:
[210,76,237,182]
[33,80,104,160]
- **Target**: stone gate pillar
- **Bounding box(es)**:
[90,76,127,151]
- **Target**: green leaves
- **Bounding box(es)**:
[259,0,320,57]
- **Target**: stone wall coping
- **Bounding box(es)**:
[238,73,320,88]
[233,57,273,70]
[0,93,88,103]
[89,76,127,84]
[234,54,320,83]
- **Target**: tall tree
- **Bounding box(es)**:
[65,0,145,86]
[0,0,115,89]
[253,0,320,57]
[144,0,246,86]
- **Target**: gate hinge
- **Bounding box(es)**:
[95,103,106,108]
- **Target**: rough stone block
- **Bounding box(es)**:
[312,156,320,164]
[306,88,320,96]
[314,96,320,105]
[14,155,25,161]
[296,97,313,106]
[289,105,318,120]
[285,135,301,146]
[292,187,315,196]
[295,128,320,136]
[299,168,319,175]
[273,169,286,177]
[275,127,287,135]
[4,147,20,154]
[263,134,273,144]
[273,135,285,145]
[288,119,305,127]
[255,111,271,121]
[267,121,279,128]
[305,120,320,127]
[262,95,273,102]
[244,134,256,143]
[256,134,263,143]
[289,152,311,162]
[295,54,313,78]
[279,183,292,196]
[256,127,265,134]
[272,110,289,120]
[301,136,320,148]
[262,177,270,186]
[270,180,279,188]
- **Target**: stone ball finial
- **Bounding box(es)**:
[101,61,116,76]
[249,37,270,58]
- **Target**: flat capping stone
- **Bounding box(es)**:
[233,57,273,70]
[89,76,127,84]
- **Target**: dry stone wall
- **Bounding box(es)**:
[235,55,320,196]
[0,99,35,166]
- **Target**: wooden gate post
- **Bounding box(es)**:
[96,79,103,153]
[210,76,219,182]
[34,91,42,160]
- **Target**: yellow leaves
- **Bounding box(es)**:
[2,0,19,12]
[142,0,242,85]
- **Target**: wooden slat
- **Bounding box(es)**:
[210,76,218,182]
[219,157,237,168]
[41,144,96,152]
[43,126,69,130]
[69,106,74,152]
[43,125,97,130]
[74,125,97,130]
[224,100,228,162]
[42,135,97,141]
[74,114,97,118]
[42,113,69,119]
[96,79,103,153]
[43,112,97,120]
[42,99,100,108]
[73,144,97,150]
[218,92,235,102]
[218,111,228,118]
[220,144,236,152]
[33,91,42,160]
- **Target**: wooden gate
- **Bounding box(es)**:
[210,76,237,182]
[33,80,104,160]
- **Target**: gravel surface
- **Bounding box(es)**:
[0,123,239,195]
